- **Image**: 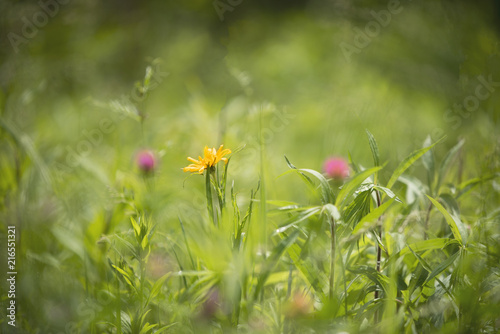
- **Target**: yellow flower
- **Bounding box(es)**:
[183,145,231,174]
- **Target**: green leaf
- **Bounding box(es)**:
[386,139,442,190]
[112,265,134,288]
[52,226,85,260]
[425,251,460,284]
[352,197,397,235]
[174,270,214,277]
[373,185,403,203]
[436,139,465,193]
[335,166,382,208]
[342,188,372,227]
[234,185,257,250]
[274,207,320,234]
[348,265,391,294]
[141,234,149,250]
[299,168,335,204]
[456,174,499,198]
[348,151,361,174]
[365,129,380,184]
[114,234,139,259]
[427,195,467,244]
[399,238,459,257]
[254,229,302,298]
[143,66,153,91]
[279,160,335,204]
[281,159,334,204]
[139,323,157,334]
[366,129,380,168]
[284,155,313,186]
[178,216,195,269]
[1,118,52,185]
[287,243,328,298]
[421,136,435,171]
[139,310,154,333]
[421,135,436,190]
[408,263,429,295]
[439,193,460,215]
[131,217,141,239]
[154,323,179,333]
[146,273,172,306]
[322,203,341,221]
[406,246,460,307]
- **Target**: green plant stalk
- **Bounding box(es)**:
[206,168,216,226]
[214,162,229,222]
[423,202,432,240]
[232,281,242,328]
[374,189,382,322]
[216,164,224,218]
[329,217,336,300]
[115,252,122,334]
[339,241,349,319]
[140,247,145,316]
[259,110,268,255]
[284,264,293,333]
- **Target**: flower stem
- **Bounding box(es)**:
[329,217,336,300]
[206,169,215,227]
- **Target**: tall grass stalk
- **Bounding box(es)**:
[329,217,336,301]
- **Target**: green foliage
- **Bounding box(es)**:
[1,3,500,332]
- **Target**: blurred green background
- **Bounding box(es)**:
[1,0,500,331]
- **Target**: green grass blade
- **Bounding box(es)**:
[421,135,436,192]
[436,139,465,193]
[386,139,441,190]
[425,251,460,285]
[287,243,328,298]
[426,195,467,245]
[254,229,302,299]
[399,238,459,257]
[178,216,195,269]
[274,207,321,234]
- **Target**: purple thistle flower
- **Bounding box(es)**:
[136,150,156,173]
[323,157,349,180]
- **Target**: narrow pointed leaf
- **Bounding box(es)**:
[352,197,396,235]
[387,139,442,190]
[436,139,465,192]
[130,217,141,238]
[366,129,380,168]
[335,166,382,208]
[427,195,467,244]
[399,238,459,257]
[425,251,460,284]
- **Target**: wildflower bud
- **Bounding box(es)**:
[136,150,156,173]
[200,288,221,319]
[285,292,313,318]
[323,157,349,180]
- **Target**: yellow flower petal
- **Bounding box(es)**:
[183,144,232,174]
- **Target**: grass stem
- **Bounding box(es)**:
[329,217,336,300]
